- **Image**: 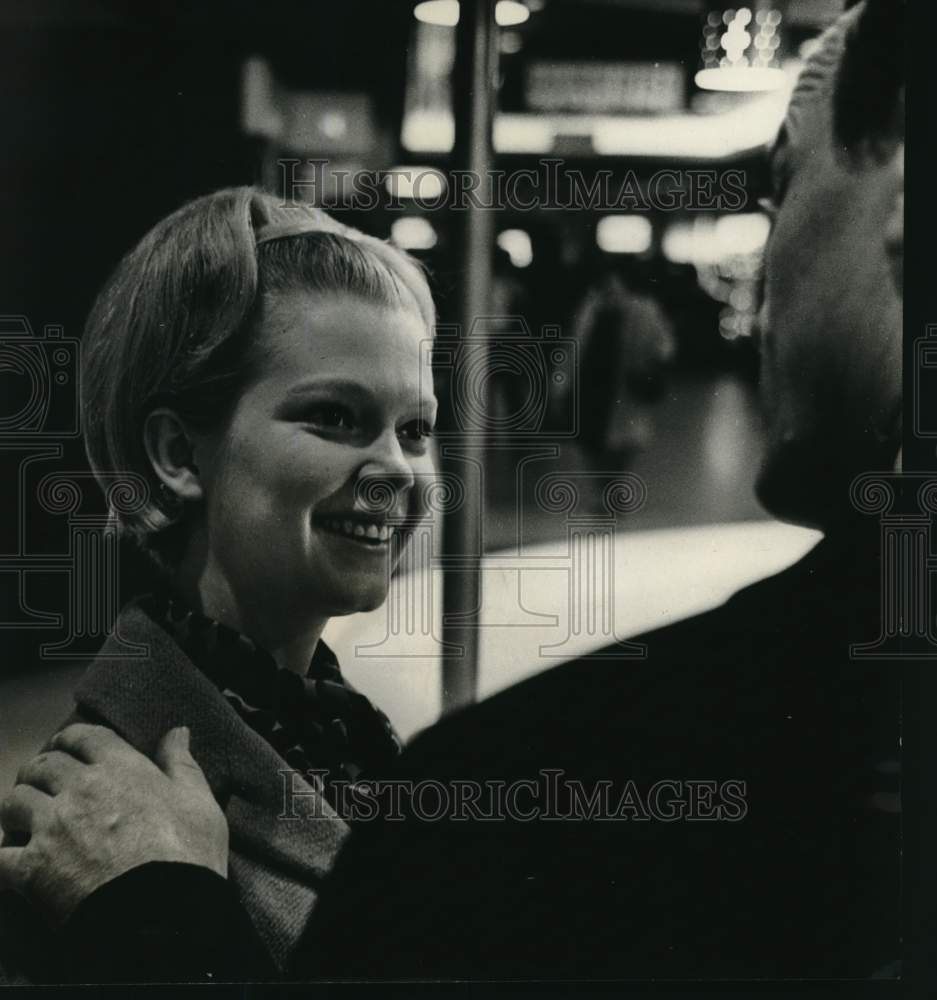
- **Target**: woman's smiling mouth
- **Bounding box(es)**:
[315,515,403,548]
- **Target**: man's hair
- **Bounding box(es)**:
[834,0,905,162]
[81,187,435,571]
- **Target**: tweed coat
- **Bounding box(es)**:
[0,601,349,982]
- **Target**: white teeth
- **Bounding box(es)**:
[320,517,394,543]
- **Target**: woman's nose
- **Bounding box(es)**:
[356,431,417,510]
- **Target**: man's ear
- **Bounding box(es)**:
[143,408,204,504]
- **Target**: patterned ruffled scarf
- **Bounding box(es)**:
[140,592,402,812]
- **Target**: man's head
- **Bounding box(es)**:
[755,0,904,531]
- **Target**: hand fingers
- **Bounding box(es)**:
[0,846,27,894]
[50,723,133,765]
[154,726,210,792]
[15,751,85,797]
[0,784,52,839]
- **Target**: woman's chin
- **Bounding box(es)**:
[323,582,391,618]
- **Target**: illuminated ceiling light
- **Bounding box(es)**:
[319,112,348,140]
[697,4,786,93]
[493,114,552,152]
[592,89,788,158]
[497,229,533,268]
[384,166,447,201]
[402,109,455,152]
[596,215,653,255]
[661,220,703,265]
[495,1,529,26]
[414,0,459,27]
[391,217,438,251]
[413,0,528,27]
[662,213,770,267]
[403,89,795,158]
[695,65,786,91]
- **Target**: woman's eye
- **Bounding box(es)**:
[399,420,435,444]
[306,405,356,431]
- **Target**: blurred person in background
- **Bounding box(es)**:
[566,255,676,466]
[0,0,906,983]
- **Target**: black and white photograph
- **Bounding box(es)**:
[0,0,928,992]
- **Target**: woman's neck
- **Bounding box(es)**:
[172,546,327,675]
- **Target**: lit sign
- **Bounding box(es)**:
[526,61,685,114]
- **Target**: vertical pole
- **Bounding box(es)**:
[440,0,497,714]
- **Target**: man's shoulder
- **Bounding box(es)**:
[400,599,746,779]
[401,540,856,773]
[310,539,898,980]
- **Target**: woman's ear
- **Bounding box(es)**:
[143,408,204,503]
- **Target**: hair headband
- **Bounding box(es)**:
[253,214,351,248]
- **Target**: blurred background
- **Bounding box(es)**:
[0,0,840,778]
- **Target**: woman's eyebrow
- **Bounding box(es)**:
[286,378,371,399]
[286,378,437,414]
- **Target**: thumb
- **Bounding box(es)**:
[154,726,208,787]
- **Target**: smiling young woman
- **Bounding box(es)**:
[0,188,439,980]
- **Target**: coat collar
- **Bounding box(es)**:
[65,603,354,969]
[73,602,349,861]
[74,602,245,800]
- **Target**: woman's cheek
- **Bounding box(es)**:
[412,455,439,523]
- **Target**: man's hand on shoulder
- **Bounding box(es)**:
[0,723,228,926]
